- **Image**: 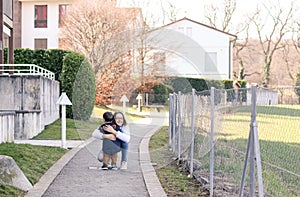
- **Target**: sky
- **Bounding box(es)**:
[118,0,300,39]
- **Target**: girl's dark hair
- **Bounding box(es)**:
[113,112,127,126]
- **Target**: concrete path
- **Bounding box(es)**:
[24,113,168,197]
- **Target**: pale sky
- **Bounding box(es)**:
[118,0,300,39]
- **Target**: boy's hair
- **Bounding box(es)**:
[103,111,114,122]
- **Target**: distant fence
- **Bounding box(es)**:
[169,85,300,197]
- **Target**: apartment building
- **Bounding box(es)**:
[15,0,74,49]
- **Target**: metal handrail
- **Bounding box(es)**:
[0,64,55,80]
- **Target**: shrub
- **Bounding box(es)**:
[60,52,96,120]
[152,84,172,104]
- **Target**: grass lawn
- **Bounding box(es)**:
[33,118,100,140]
[150,104,300,196]
[0,143,67,196]
[210,104,300,196]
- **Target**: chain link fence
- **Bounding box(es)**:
[169,85,300,197]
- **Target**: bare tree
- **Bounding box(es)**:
[161,1,180,23]
[126,0,180,87]
[60,0,135,75]
[60,0,146,105]
[204,0,236,32]
[203,0,258,80]
[233,13,263,80]
[250,1,296,87]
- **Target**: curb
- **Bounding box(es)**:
[139,125,167,197]
[24,138,94,197]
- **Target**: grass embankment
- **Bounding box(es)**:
[0,144,67,196]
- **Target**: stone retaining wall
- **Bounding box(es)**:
[0,75,59,142]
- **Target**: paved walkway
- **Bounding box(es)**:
[23,113,168,197]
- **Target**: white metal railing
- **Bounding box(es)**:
[0,64,55,80]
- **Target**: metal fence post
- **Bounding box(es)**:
[172,93,177,152]
[239,84,264,197]
[189,89,195,177]
[210,87,215,197]
[251,85,264,197]
[169,93,173,147]
[177,91,182,162]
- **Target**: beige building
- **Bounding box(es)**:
[14,0,142,50]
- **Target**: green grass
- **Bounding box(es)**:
[149,127,209,196]
[214,104,300,196]
[0,143,67,196]
[149,105,300,196]
[33,118,101,140]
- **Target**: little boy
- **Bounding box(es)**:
[98,111,121,170]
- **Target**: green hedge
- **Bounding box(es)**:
[4,48,95,119]
[169,77,246,92]
[60,52,96,120]
[132,78,247,104]
[8,48,70,81]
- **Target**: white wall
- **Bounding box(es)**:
[145,19,233,80]
[21,1,68,49]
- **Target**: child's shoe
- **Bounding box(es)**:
[101,165,108,170]
[111,166,118,170]
[120,161,127,170]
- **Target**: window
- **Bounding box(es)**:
[178,27,184,34]
[205,52,217,72]
[59,4,69,27]
[154,52,166,65]
[34,39,47,49]
[35,5,47,28]
[3,0,13,20]
[186,27,192,37]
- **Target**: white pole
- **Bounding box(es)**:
[146,93,149,106]
[61,105,66,149]
[189,89,195,177]
[137,99,141,112]
[210,87,215,196]
[122,100,126,115]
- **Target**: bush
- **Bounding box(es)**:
[60,52,96,120]
[295,73,300,104]
[45,49,71,81]
[151,84,172,104]
[4,48,95,119]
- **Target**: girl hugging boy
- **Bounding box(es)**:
[93,111,130,170]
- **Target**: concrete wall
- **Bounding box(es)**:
[247,89,278,105]
[14,110,42,140]
[0,111,15,143]
[0,75,59,141]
